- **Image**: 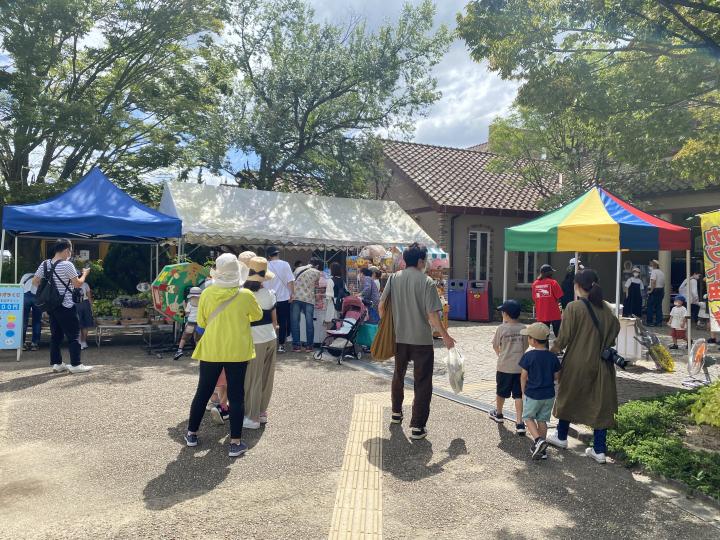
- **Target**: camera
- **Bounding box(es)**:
[602,346,628,370]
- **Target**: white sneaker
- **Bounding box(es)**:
[243,417,260,429]
[546,430,568,449]
[52,363,68,373]
[67,364,93,374]
[585,447,607,464]
[80,343,88,350]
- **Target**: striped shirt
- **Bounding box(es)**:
[34,259,79,309]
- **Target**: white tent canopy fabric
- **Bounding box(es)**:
[159,182,437,248]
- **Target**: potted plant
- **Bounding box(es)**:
[113,295,150,320]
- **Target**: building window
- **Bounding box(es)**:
[517,251,537,285]
[468,230,490,281]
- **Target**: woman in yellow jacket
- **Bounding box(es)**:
[185,253,262,457]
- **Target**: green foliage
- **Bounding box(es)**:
[102,244,152,294]
[225,0,451,195]
[0,0,230,206]
[690,382,720,428]
[457,1,720,207]
[92,298,120,318]
[73,259,121,298]
[609,390,720,500]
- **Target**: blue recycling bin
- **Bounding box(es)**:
[448,280,468,320]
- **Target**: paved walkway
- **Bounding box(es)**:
[0,339,718,539]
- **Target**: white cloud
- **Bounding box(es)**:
[308,0,518,148]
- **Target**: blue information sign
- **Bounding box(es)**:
[0,284,24,354]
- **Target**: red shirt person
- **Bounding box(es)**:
[532,264,563,337]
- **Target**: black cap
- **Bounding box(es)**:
[266,247,280,257]
[497,299,522,319]
[540,263,555,273]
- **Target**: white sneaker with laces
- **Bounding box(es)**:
[546,430,568,449]
[67,364,93,374]
[585,447,607,464]
[52,363,68,373]
[243,417,260,429]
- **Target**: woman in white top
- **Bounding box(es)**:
[241,257,279,429]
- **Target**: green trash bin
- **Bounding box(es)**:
[357,323,379,347]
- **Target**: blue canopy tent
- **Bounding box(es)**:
[1,167,182,282]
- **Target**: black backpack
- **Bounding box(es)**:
[35,260,67,313]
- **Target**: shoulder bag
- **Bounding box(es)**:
[197,291,239,339]
[370,276,395,360]
[580,298,626,369]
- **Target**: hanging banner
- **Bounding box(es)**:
[0,284,24,360]
[700,211,720,329]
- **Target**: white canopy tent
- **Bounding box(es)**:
[159,182,438,249]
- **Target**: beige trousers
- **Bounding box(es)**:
[244,339,278,420]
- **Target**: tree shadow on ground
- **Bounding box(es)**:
[143,417,266,511]
[491,422,713,538]
[364,424,468,482]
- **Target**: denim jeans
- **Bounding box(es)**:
[291,301,315,347]
[557,419,607,454]
[23,292,42,344]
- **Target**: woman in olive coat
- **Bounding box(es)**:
[549,268,620,464]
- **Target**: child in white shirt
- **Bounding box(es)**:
[668,295,688,349]
[174,287,202,360]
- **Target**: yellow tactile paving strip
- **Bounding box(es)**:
[329,392,388,540]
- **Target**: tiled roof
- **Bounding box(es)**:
[383,140,553,213]
[466,142,489,152]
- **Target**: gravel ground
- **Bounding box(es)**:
[0,344,717,539]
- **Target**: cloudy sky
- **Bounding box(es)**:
[309,0,519,149]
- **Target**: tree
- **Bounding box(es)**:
[457,0,720,204]
[0,0,230,205]
[223,0,451,194]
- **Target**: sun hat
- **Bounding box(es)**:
[497,299,522,319]
[238,250,256,267]
[210,253,248,288]
[246,256,275,283]
[675,295,686,303]
[651,259,660,266]
[540,263,555,273]
[521,322,550,341]
[569,257,582,266]
[188,286,202,298]
[632,266,641,273]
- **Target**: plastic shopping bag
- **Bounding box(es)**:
[446,347,465,394]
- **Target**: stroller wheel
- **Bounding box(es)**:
[356,349,363,360]
[313,349,323,361]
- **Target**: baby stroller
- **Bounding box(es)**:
[314,296,367,364]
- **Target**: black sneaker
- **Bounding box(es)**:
[516,422,527,435]
[489,409,504,423]
[668,344,678,350]
[229,441,248,457]
[540,449,548,460]
[173,349,184,361]
[391,412,403,424]
[410,427,428,440]
[531,438,548,459]
[184,433,198,447]
[278,345,286,354]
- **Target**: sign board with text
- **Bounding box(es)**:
[0,284,24,359]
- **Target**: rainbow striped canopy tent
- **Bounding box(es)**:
[505,186,690,252]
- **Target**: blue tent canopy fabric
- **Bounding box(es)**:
[2,168,181,242]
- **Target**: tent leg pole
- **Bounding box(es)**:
[503,250,508,302]
[615,250,621,317]
[0,229,5,282]
[14,235,18,282]
[156,244,159,276]
[686,249,692,360]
